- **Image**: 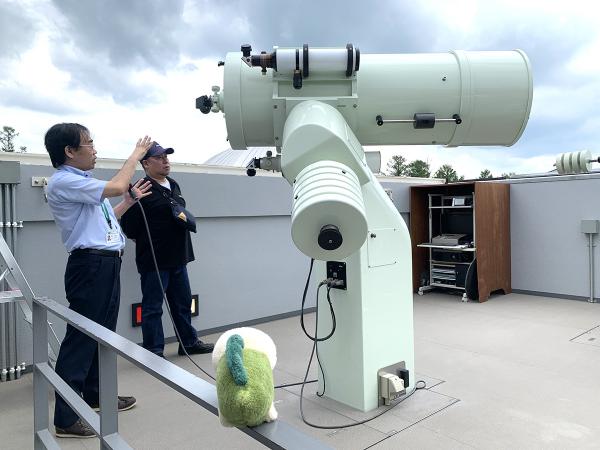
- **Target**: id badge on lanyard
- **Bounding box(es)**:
[101,203,120,244]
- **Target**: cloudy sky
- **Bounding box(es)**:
[1,0,598,178]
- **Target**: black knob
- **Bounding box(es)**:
[241,44,252,57]
[195,95,213,114]
[293,70,302,89]
[318,225,343,251]
[376,115,384,126]
[246,168,256,177]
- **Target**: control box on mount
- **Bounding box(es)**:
[326,261,347,290]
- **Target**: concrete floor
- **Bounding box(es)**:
[2,292,600,449]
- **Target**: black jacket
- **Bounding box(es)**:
[120,176,195,273]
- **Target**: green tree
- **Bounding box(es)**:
[501,172,516,178]
[386,155,408,176]
[434,164,460,183]
[407,159,430,178]
[0,126,18,152]
[18,146,27,153]
[479,169,493,179]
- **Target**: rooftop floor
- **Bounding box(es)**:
[2,292,600,449]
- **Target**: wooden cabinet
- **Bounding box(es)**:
[410,182,511,302]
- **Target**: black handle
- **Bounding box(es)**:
[195,95,213,114]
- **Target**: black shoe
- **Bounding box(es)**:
[89,395,137,412]
[55,419,95,438]
[178,340,214,355]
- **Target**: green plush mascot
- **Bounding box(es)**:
[212,327,278,427]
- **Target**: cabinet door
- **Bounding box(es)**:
[474,183,511,301]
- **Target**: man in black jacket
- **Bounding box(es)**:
[121,142,213,357]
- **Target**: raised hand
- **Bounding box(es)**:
[134,136,153,161]
[124,179,152,206]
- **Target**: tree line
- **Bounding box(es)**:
[0,126,27,153]
[386,155,515,182]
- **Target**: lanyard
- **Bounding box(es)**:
[100,202,113,229]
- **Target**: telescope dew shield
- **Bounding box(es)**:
[218,47,532,150]
[291,161,368,261]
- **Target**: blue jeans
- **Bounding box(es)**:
[140,265,198,354]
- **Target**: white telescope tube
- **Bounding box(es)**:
[212,48,532,150]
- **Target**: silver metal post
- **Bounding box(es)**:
[32,300,50,449]
[7,299,15,380]
[10,185,19,377]
[428,194,432,287]
[2,184,13,378]
[0,184,5,283]
[0,185,4,381]
[4,184,15,379]
[10,183,17,255]
[589,233,596,303]
[0,303,6,381]
[0,183,4,241]
[2,184,10,259]
[98,344,119,448]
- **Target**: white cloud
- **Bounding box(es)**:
[0,32,228,162]
[1,0,599,174]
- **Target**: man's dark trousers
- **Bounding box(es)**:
[140,265,198,355]
[54,252,121,428]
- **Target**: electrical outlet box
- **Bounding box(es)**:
[31,177,48,187]
[377,361,408,406]
[581,220,600,234]
[378,372,405,405]
[326,261,347,290]
[0,162,20,184]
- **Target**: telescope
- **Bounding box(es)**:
[198,44,532,412]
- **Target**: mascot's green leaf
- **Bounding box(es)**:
[226,334,248,386]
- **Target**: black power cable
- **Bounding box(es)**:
[134,199,215,381]
[296,260,428,429]
[134,198,426,428]
[133,198,318,388]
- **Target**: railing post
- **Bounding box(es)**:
[32,300,50,449]
[98,343,118,449]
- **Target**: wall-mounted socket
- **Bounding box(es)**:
[31,177,48,187]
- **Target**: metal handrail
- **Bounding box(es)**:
[32,296,331,450]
